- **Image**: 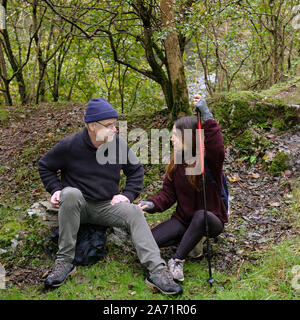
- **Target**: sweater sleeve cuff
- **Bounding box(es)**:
[122,191,135,203]
[203,118,216,127]
[50,186,63,196]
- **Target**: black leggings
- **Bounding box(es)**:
[151,210,224,260]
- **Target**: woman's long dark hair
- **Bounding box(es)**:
[166,116,202,191]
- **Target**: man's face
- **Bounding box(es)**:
[94,118,118,142]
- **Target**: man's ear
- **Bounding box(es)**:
[87,122,96,132]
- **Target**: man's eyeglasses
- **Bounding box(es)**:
[96,121,117,129]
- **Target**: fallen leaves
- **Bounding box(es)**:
[269,202,281,207]
[229,175,242,183]
[262,151,274,162]
[248,172,260,179]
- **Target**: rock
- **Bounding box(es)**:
[27,202,44,217]
[39,201,59,213]
[106,227,134,250]
[269,202,280,207]
[0,248,8,255]
[10,239,19,251]
[0,202,8,209]
[257,237,269,244]
[27,201,58,228]
[27,201,136,246]
[284,170,293,177]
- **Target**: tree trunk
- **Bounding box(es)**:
[0,40,12,105]
[160,0,191,121]
[0,2,28,104]
[32,0,47,104]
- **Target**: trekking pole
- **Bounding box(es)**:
[196,107,215,286]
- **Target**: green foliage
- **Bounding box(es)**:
[187,0,299,95]
[272,119,287,132]
[1,0,298,120]
[0,220,23,247]
[0,107,9,125]
[268,152,290,176]
[211,91,258,134]
[0,204,46,266]
[234,129,255,154]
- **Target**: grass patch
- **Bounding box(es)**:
[0,237,299,300]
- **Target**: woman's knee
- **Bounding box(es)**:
[191,210,205,227]
[192,210,223,237]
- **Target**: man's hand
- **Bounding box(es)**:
[110,194,130,205]
[51,190,61,208]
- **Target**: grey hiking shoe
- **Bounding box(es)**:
[168,258,185,282]
[44,260,76,288]
[146,268,183,295]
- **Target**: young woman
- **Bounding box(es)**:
[139,96,228,282]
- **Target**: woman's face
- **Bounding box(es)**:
[171,125,183,150]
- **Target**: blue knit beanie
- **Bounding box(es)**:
[84,98,118,123]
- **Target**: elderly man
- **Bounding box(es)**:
[38,98,182,295]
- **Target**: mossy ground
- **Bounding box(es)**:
[268,152,290,176]
[0,84,299,300]
[208,77,299,136]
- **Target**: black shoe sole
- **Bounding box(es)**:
[145,278,183,295]
[45,266,77,288]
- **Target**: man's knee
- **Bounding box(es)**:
[119,202,145,225]
[60,187,84,204]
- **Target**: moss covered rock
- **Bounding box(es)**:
[234,127,272,155]
[0,220,23,248]
[208,89,299,135]
[268,152,290,176]
[234,129,256,154]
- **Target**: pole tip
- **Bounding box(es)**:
[207,278,215,286]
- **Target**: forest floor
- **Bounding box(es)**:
[0,97,299,300]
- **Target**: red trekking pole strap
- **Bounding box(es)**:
[197,111,205,175]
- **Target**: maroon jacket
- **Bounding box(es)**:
[147,119,228,225]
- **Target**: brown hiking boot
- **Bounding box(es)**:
[44,260,76,288]
[146,267,183,295]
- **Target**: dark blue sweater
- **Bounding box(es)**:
[38,128,144,202]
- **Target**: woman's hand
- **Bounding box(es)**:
[193,94,202,105]
[193,94,213,121]
[138,201,154,211]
